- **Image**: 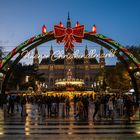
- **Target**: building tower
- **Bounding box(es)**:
[49,45,54,87]
[33,48,39,66]
[49,45,54,64]
[66,12,71,28]
[64,13,74,80]
[84,45,90,87]
[99,47,105,69]
[99,47,106,90]
[84,45,89,57]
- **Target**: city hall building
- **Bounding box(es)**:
[33,15,105,89]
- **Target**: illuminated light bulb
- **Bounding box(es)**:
[92,24,96,33]
[129,66,133,70]
[59,22,63,27]
[42,25,46,33]
[75,21,80,27]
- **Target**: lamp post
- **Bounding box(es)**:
[100,80,103,92]
[129,66,140,104]
[97,81,100,92]
[0,73,3,94]
[94,82,97,91]
[101,80,103,86]
[134,71,140,79]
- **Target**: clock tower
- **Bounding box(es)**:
[64,13,74,80]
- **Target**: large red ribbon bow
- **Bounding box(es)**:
[54,25,84,49]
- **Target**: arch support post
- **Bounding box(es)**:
[131,69,140,104]
[129,71,139,103]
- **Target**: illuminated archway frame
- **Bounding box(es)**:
[0,28,140,96]
[0,31,140,71]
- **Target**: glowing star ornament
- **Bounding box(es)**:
[92,25,96,33]
[42,25,46,33]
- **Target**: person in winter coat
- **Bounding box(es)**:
[75,98,84,120]
[93,97,101,120]
[107,97,114,119]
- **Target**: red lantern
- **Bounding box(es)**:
[75,21,80,27]
[42,25,46,33]
[92,25,96,33]
[59,22,63,27]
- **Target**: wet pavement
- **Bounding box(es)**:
[0,104,140,140]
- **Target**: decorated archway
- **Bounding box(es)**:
[0,22,140,101]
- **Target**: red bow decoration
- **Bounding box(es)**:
[54,25,84,49]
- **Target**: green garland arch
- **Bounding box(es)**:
[0,29,140,73]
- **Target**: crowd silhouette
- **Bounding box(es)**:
[0,93,137,120]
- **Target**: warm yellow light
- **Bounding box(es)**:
[55,81,84,85]
[68,132,72,135]
[129,66,133,70]
[25,132,30,136]
[0,132,4,135]
[55,79,84,86]
[25,117,30,136]
[136,131,140,134]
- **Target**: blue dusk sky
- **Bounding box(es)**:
[0,0,140,65]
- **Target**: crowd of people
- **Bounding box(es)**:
[0,93,138,120]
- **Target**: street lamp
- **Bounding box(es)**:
[100,80,103,86]
[94,82,96,87]
[100,80,103,92]
[97,81,100,86]
[97,81,100,92]
[134,71,140,79]
[94,82,97,91]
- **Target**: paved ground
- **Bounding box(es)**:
[0,104,140,140]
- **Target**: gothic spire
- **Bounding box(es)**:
[85,45,88,56]
[68,12,70,20]
[50,45,53,55]
[100,46,104,54]
[49,45,54,64]
[99,47,105,68]
[66,12,71,28]
[33,48,39,66]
